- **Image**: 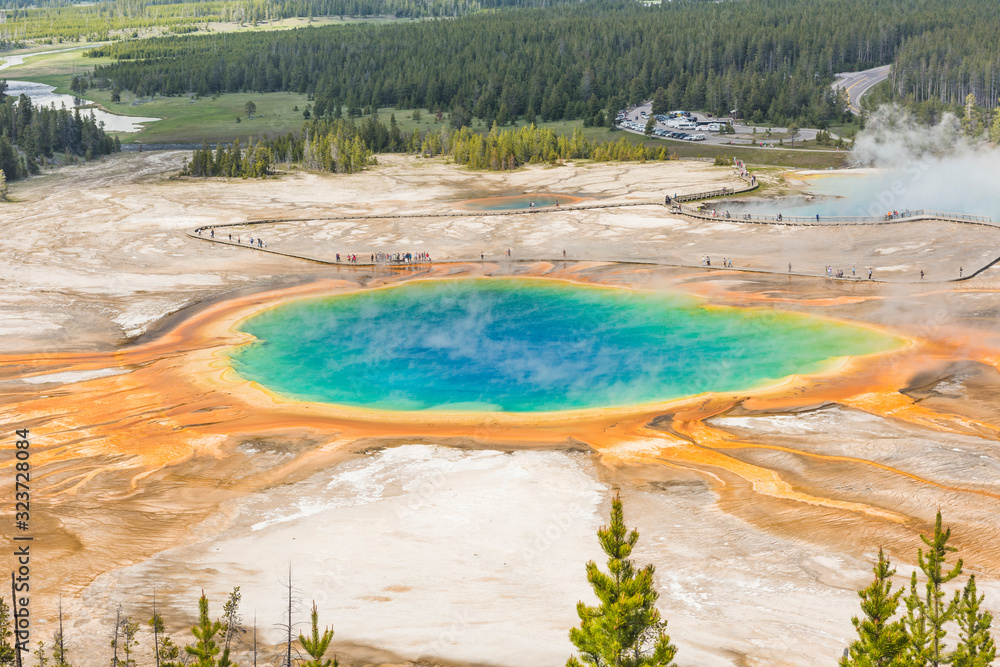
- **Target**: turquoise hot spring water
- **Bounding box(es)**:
[228,279,900,413]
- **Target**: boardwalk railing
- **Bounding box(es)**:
[674,187,739,202]
[683,207,994,226]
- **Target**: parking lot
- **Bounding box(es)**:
[618,102,838,149]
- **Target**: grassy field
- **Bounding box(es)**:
[2,47,115,91]
[827,118,863,140]
[94,90,310,144]
[2,47,309,143]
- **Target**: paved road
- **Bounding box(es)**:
[832,65,891,114]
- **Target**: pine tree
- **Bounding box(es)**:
[298,602,337,667]
[841,549,909,667]
[118,618,139,667]
[990,110,1000,145]
[567,492,677,667]
[33,641,47,667]
[916,512,964,666]
[278,566,298,667]
[110,605,122,667]
[52,597,68,667]
[158,636,181,667]
[149,605,165,667]
[221,587,245,654]
[184,593,231,667]
[904,572,931,667]
[250,613,260,667]
[953,575,996,667]
[0,597,15,666]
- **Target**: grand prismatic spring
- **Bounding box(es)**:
[229,279,900,412]
[6,156,1000,666]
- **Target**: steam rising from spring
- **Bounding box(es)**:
[727,105,1000,219]
[845,104,1000,219]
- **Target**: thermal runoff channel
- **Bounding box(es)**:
[229,279,899,412]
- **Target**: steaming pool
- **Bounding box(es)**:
[714,172,1000,220]
[229,279,900,412]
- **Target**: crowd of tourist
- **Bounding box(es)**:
[372,251,431,264]
[825,265,874,280]
[335,251,432,264]
[198,228,268,248]
[702,256,735,268]
[732,159,757,186]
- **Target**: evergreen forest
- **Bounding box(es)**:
[81,0,1000,130]
[181,116,673,178]
[0,84,120,181]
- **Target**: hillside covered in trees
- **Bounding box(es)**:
[80,0,1000,129]
[81,0,890,128]
[885,5,1000,115]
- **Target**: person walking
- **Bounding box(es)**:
[868,267,872,280]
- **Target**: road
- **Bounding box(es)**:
[832,64,891,114]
